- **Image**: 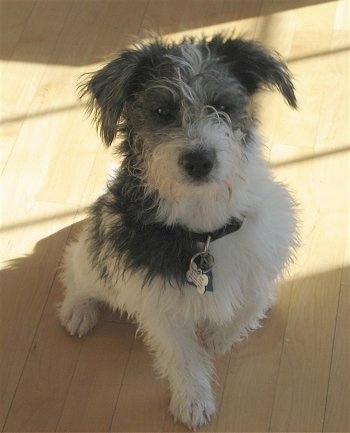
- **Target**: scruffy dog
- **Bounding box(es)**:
[59,34,298,429]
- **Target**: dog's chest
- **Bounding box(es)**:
[158,235,251,324]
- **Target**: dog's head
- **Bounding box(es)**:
[80,34,296,209]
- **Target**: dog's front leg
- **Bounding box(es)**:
[138,313,216,430]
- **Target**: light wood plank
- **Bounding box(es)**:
[0,210,78,429]
[0,0,74,156]
[262,2,348,430]
[270,267,344,431]
[342,216,350,286]
[215,302,290,432]
[0,0,78,73]
[56,322,135,432]
[269,72,348,433]
[141,0,224,36]
[110,338,169,432]
[0,0,37,60]
[323,283,350,432]
[1,1,150,429]
[35,0,149,205]
[1,221,79,431]
[142,0,263,43]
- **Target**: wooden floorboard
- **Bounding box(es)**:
[1,0,349,431]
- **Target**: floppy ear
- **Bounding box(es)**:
[209,35,297,108]
[79,50,143,146]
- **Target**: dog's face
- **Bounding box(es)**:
[81,35,296,206]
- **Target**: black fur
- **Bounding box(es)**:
[88,174,201,287]
[208,35,297,108]
[88,168,243,287]
[80,34,296,146]
[81,34,296,287]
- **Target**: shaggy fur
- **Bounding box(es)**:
[58,34,298,430]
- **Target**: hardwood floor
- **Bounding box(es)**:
[1,0,349,431]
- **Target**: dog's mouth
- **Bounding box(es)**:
[166,177,233,205]
[181,175,217,188]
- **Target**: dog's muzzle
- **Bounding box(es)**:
[179,149,216,180]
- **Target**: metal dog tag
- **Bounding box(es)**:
[194,251,215,273]
[186,235,215,294]
[186,262,209,294]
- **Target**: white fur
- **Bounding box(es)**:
[58,133,297,430]
[59,40,298,430]
[146,119,245,233]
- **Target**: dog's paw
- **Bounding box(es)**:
[169,394,216,430]
[58,298,100,338]
[199,327,232,358]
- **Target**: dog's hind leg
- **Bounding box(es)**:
[199,303,270,357]
[137,312,216,430]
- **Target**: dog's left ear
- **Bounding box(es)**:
[209,35,297,108]
[79,49,144,146]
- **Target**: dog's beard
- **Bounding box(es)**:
[135,127,246,232]
[143,127,244,204]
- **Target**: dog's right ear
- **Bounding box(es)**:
[209,35,297,109]
[79,50,143,146]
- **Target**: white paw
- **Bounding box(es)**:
[199,327,232,358]
[58,298,100,338]
[169,394,216,430]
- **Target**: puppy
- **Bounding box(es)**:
[59,34,298,430]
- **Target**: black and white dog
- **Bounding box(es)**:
[59,34,298,430]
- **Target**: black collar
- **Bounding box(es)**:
[185,217,244,243]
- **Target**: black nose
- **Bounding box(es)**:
[179,149,216,179]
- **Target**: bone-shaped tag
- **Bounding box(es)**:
[186,262,209,294]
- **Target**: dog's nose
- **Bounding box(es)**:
[179,149,216,179]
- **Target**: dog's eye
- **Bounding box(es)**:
[218,105,228,112]
[155,106,171,117]
[207,103,232,114]
[215,104,230,113]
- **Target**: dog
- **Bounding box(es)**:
[58,34,298,430]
